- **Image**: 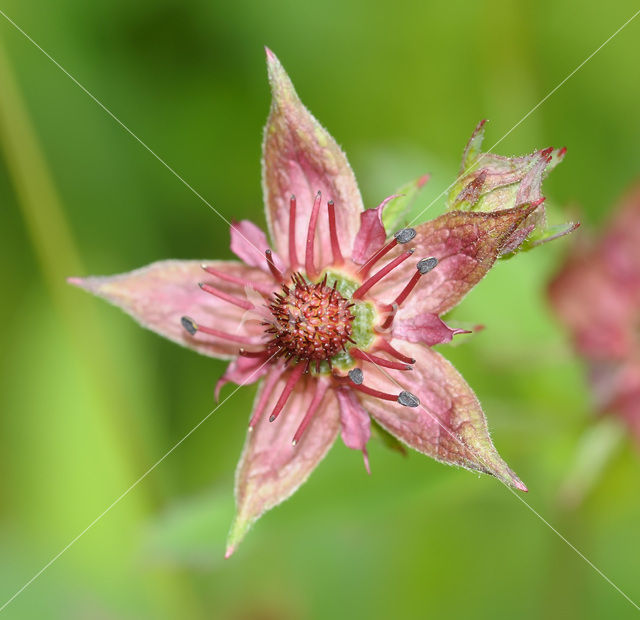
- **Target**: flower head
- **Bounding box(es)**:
[70,49,570,556]
[549,184,640,442]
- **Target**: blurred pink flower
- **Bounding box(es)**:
[549,184,640,441]
[70,49,568,555]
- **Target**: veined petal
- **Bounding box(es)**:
[227,372,339,556]
[373,204,536,316]
[230,220,285,272]
[357,341,526,490]
[68,260,271,359]
[262,48,363,269]
[335,386,371,472]
[351,195,399,264]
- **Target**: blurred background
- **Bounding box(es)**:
[1,0,639,618]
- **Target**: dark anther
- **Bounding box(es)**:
[348,368,364,385]
[394,228,417,244]
[397,390,420,407]
[181,316,198,335]
[417,257,438,274]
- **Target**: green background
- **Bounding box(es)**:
[1,1,639,618]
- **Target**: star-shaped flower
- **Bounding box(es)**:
[70,49,569,556]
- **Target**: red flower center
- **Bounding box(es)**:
[265,273,355,362]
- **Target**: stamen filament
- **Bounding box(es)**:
[292,380,329,446]
[239,348,271,358]
[249,370,281,429]
[180,316,258,345]
[374,339,416,364]
[359,238,397,278]
[305,191,322,279]
[265,249,284,282]
[350,347,412,371]
[201,265,273,295]
[353,250,414,299]
[199,282,254,310]
[269,362,306,422]
[327,200,344,266]
[288,195,299,270]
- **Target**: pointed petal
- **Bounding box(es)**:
[227,372,339,555]
[351,195,399,264]
[68,260,272,359]
[335,386,371,471]
[357,341,526,490]
[262,48,364,268]
[392,312,467,346]
[373,204,536,316]
[230,220,285,272]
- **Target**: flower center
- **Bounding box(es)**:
[266,273,355,362]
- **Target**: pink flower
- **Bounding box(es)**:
[70,49,567,556]
[549,184,640,442]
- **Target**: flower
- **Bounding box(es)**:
[70,49,568,556]
[549,184,640,442]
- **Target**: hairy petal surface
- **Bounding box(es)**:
[262,48,364,268]
[358,341,526,490]
[68,260,270,359]
[227,373,339,556]
[373,205,535,316]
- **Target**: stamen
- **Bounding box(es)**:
[359,227,416,277]
[327,200,344,266]
[305,191,322,279]
[374,339,416,364]
[201,265,273,295]
[380,257,439,329]
[353,250,414,299]
[199,282,254,310]
[249,370,281,429]
[239,348,271,358]
[265,249,284,282]
[350,347,412,371]
[398,391,420,407]
[292,380,329,446]
[269,362,306,422]
[288,195,299,270]
[180,316,258,345]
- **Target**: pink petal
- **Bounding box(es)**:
[392,312,467,346]
[356,341,526,490]
[68,260,272,359]
[226,371,339,556]
[373,204,536,316]
[335,386,371,473]
[230,220,285,272]
[351,195,399,264]
[262,48,364,270]
[215,355,271,400]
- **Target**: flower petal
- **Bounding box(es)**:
[335,386,371,473]
[68,260,272,359]
[382,174,430,233]
[262,48,364,268]
[227,372,339,556]
[392,312,467,346]
[373,204,536,316]
[357,341,526,490]
[351,195,400,264]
